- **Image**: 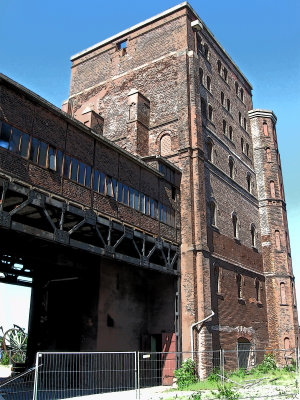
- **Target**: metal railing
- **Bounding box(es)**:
[0,348,298,399]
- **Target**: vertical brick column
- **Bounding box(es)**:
[249,109,299,349]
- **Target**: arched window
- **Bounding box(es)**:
[199,68,203,84]
[207,139,213,162]
[223,67,228,81]
[263,122,269,136]
[270,180,275,197]
[241,137,244,152]
[160,134,172,156]
[246,143,249,156]
[266,147,271,162]
[235,82,239,95]
[229,126,233,141]
[217,60,222,74]
[237,274,242,298]
[221,91,224,105]
[209,200,217,226]
[280,282,286,304]
[227,99,231,112]
[255,278,260,302]
[239,112,242,125]
[251,224,256,247]
[229,157,234,178]
[208,104,213,121]
[232,213,238,238]
[201,97,207,118]
[243,117,247,130]
[284,337,290,350]
[275,230,281,250]
[206,76,211,91]
[247,174,252,193]
[222,119,227,134]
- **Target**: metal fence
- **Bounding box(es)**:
[0,349,299,399]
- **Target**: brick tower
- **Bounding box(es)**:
[249,110,299,349]
[63,2,298,354]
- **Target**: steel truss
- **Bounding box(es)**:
[0,177,179,285]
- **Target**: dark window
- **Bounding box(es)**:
[93,170,100,192]
[255,279,260,302]
[201,97,207,118]
[229,126,233,140]
[29,138,38,163]
[0,122,11,149]
[63,155,71,178]
[237,274,242,298]
[9,128,21,153]
[239,112,242,125]
[229,158,234,178]
[247,174,251,192]
[85,165,91,188]
[56,150,63,174]
[241,137,244,152]
[207,140,213,162]
[196,35,202,53]
[78,162,85,185]
[112,178,117,199]
[217,60,221,73]
[145,196,149,215]
[223,67,228,81]
[222,119,227,134]
[208,105,213,121]
[140,193,145,213]
[233,214,238,238]
[70,158,78,181]
[20,133,30,158]
[207,76,211,91]
[251,224,256,247]
[227,99,231,112]
[210,201,216,226]
[203,43,209,59]
[123,185,129,205]
[240,88,244,102]
[107,177,113,197]
[221,91,224,105]
[38,142,48,167]
[172,186,176,200]
[99,172,106,194]
[48,146,56,170]
[246,143,249,156]
[199,68,203,84]
[117,182,123,202]
[235,82,239,95]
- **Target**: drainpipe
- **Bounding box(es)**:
[191,310,215,360]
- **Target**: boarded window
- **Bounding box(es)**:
[160,134,171,156]
[263,122,269,136]
[270,180,276,197]
[275,230,281,250]
[280,282,286,304]
[266,147,271,162]
[284,337,290,350]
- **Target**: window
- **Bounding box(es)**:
[240,88,244,102]
[214,266,222,294]
[284,337,290,350]
[207,139,213,162]
[270,180,275,197]
[223,67,228,82]
[275,230,281,250]
[266,147,271,162]
[232,213,238,238]
[201,97,207,118]
[280,282,287,304]
[128,103,135,120]
[238,112,242,125]
[247,174,252,193]
[241,138,244,152]
[117,40,127,50]
[208,104,213,121]
[222,119,227,134]
[229,126,233,141]
[63,155,71,178]
[227,99,231,112]
[246,143,249,156]
[196,35,202,53]
[243,117,247,131]
[48,146,56,170]
[217,60,221,74]
[235,82,239,95]
[203,43,209,59]
[199,68,203,84]
[251,224,256,247]
[237,274,242,299]
[221,91,224,105]
[0,122,11,149]
[255,279,260,302]
[209,200,216,226]
[263,122,269,136]
[206,76,211,91]
[229,157,234,178]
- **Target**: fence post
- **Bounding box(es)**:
[32,352,40,400]
[136,351,140,400]
[221,349,225,397]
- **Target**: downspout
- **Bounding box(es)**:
[191,310,215,360]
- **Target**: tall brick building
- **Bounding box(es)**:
[62,1,298,353]
[0,1,298,361]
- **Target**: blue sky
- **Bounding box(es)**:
[0,0,299,329]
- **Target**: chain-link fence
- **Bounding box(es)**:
[0,349,299,399]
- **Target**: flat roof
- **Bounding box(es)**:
[70,2,252,89]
